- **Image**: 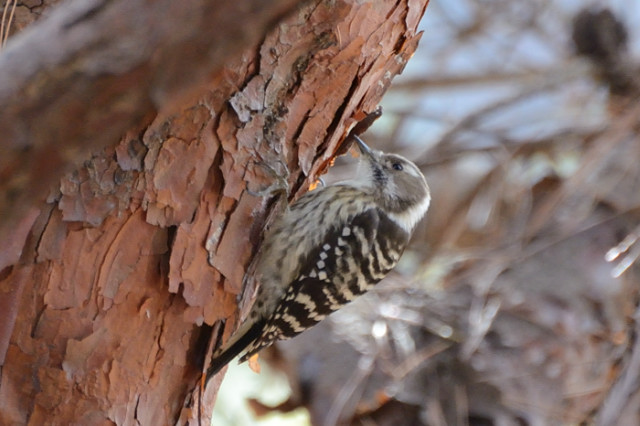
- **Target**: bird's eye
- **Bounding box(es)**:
[392,162,403,171]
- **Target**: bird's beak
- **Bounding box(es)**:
[353,135,375,160]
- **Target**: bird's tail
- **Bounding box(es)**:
[204,318,266,384]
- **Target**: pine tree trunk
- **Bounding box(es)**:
[0,0,429,424]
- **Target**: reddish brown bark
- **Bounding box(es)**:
[0,0,304,253]
[0,0,429,424]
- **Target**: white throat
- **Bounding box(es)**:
[387,193,431,233]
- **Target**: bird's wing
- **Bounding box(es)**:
[238,207,385,361]
[205,207,410,377]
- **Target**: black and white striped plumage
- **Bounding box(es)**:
[205,136,430,381]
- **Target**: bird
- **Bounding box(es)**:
[204,135,430,383]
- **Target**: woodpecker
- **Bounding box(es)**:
[205,136,430,381]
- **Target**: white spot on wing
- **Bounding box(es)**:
[282,314,305,332]
[322,288,341,310]
[295,293,317,312]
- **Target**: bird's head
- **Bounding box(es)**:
[354,136,431,233]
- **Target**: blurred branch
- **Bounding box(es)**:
[526,100,640,237]
[391,66,585,92]
[597,306,640,425]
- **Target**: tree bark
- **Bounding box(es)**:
[0,0,304,260]
[0,0,429,424]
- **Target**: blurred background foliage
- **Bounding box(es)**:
[213,0,640,424]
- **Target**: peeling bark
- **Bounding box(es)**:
[0,0,305,251]
[0,0,430,424]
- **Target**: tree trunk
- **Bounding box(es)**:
[0,0,429,424]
